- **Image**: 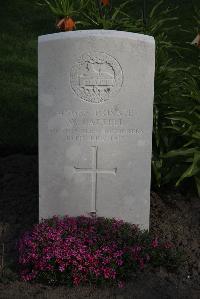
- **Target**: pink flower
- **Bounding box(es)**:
[117,259,123,266]
[163,242,173,249]
[103,268,116,279]
[73,276,81,286]
[118,281,125,288]
[59,264,66,272]
[151,237,159,248]
[132,245,142,255]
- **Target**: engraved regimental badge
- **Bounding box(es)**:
[70,52,123,103]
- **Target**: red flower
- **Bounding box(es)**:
[101,0,110,6]
[57,17,76,31]
[151,237,159,248]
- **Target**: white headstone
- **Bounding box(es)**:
[38,30,155,230]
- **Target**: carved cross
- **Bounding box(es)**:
[74,146,117,216]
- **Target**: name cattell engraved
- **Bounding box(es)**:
[70,52,123,103]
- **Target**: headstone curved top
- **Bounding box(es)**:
[38,29,154,42]
[38,29,155,230]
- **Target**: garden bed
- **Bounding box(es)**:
[0,154,199,298]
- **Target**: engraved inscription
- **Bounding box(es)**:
[74,146,117,215]
[48,106,144,143]
[70,52,123,103]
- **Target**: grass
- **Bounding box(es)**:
[0,0,54,149]
[0,0,199,149]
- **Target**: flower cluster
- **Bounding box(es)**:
[18,216,181,287]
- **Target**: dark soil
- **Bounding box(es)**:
[0,154,199,299]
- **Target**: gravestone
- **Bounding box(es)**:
[38,30,155,230]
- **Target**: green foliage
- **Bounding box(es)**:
[124,0,200,195]
[78,0,132,30]
[162,74,200,193]
[40,0,87,18]
[124,0,179,36]
[149,246,184,271]
[194,6,200,32]
[40,0,133,30]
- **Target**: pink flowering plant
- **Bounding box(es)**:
[18,216,182,287]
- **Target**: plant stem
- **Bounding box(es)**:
[143,0,147,27]
[96,0,103,18]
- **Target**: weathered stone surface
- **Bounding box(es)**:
[38,30,155,229]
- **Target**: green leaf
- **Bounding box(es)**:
[149,0,164,19]
[194,175,200,197]
[176,152,200,186]
[165,116,192,125]
[163,148,199,158]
